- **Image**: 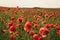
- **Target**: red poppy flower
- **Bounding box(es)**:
[9,25,16,32]
[39,27,49,37]
[38,37,44,40]
[17,17,24,23]
[56,26,60,36]
[8,21,14,28]
[33,34,39,40]
[30,10,36,14]
[29,30,35,35]
[45,24,55,29]
[11,17,15,21]
[16,24,20,28]
[34,23,39,28]
[2,30,7,34]
[9,34,16,40]
[24,21,32,32]
[14,32,19,36]
[42,21,46,24]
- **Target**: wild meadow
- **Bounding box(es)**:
[0,7,60,40]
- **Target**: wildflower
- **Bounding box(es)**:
[29,30,35,35]
[14,32,19,36]
[9,25,16,32]
[45,24,55,29]
[9,34,16,40]
[24,21,32,32]
[33,34,39,40]
[17,17,24,23]
[39,27,49,37]
[34,23,39,28]
[11,17,15,21]
[8,21,13,28]
[45,14,48,18]
[38,37,44,40]
[42,21,46,24]
[2,30,7,34]
[16,24,20,28]
[56,26,60,36]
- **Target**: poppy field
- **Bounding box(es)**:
[0,7,60,40]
